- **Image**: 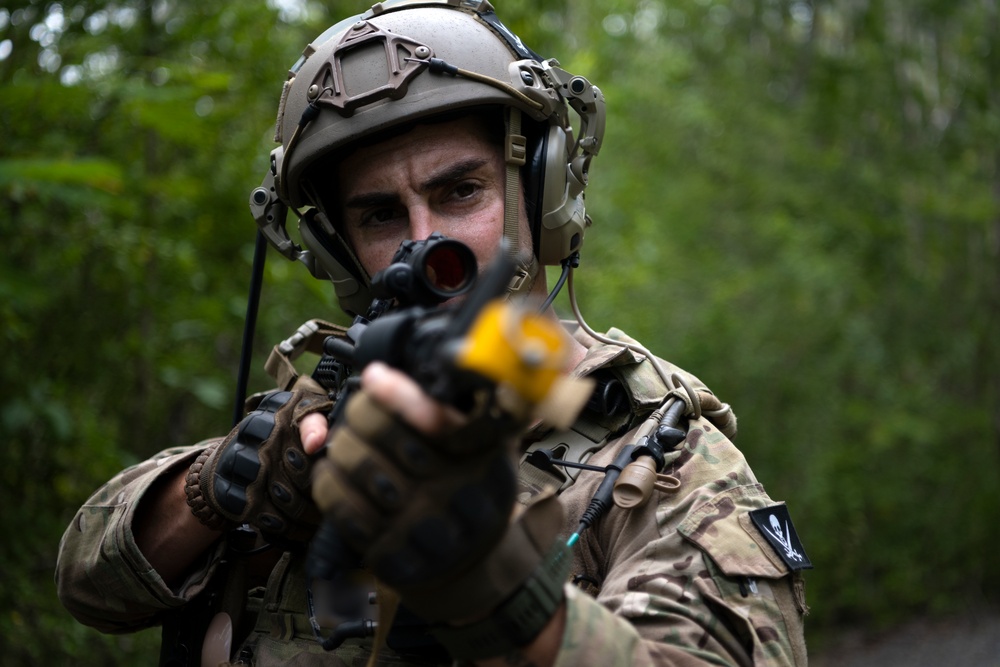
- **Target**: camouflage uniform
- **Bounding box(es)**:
[56,326,809,665]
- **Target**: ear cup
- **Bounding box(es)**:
[521,118,549,261]
[535,123,587,265]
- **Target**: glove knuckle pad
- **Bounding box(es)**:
[354,458,405,512]
[344,392,395,439]
[393,434,437,476]
[327,427,409,513]
[259,390,294,412]
[343,400,441,477]
[213,411,277,515]
[270,481,293,505]
[207,388,325,540]
[283,447,309,480]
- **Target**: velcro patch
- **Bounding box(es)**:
[749,505,813,571]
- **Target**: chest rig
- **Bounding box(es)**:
[516,368,634,500]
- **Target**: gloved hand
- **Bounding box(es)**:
[310,364,567,644]
[185,386,333,546]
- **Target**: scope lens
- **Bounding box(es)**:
[422,242,475,296]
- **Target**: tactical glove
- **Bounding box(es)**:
[185,387,332,546]
[311,389,567,646]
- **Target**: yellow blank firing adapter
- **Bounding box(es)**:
[457,301,567,405]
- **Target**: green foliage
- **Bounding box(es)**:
[552,0,1000,640]
[2,0,998,663]
[0,0,335,662]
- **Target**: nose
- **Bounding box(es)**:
[406,205,439,242]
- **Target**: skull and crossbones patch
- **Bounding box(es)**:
[749,505,813,571]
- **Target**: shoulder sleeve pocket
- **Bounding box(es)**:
[677,485,811,666]
[676,484,790,578]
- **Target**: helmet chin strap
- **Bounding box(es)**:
[505,253,540,303]
[502,106,540,301]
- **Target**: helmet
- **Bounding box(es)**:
[250,0,605,316]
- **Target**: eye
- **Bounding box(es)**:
[452,182,478,199]
[360,207,403,227]
[449,181,483,202]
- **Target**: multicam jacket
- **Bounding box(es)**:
[56,326,809,666]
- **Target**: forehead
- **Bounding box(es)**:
[334,115,505,200]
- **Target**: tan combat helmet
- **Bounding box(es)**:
[250,0,605,316]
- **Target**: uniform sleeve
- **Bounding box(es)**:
[555,418,809,666]
[55,443,227,633]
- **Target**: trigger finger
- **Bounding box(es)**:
[299,412,328,455]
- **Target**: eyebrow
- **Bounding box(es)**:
[341,157,492,210]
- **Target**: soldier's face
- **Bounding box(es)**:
[336,115,531,278]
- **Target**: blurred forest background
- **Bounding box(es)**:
[2,0,998,663]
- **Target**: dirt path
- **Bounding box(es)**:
[810,611,1000,667]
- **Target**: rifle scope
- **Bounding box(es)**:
[371,233,477,308]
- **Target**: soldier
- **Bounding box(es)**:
[56,2,811,665]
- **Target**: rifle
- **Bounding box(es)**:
[303,233,589,654]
